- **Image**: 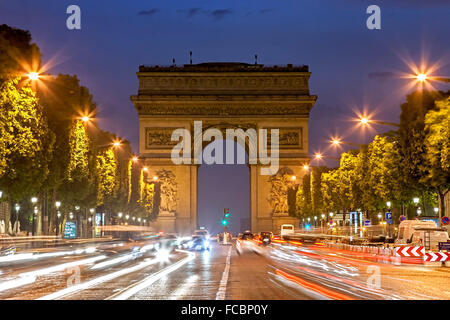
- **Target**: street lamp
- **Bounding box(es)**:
[132,156,139,162]
[89,208,95,214]
[291,175,296,181]
[125,214,129,220]
[31,197,38,204]
[434,207,439,215]
[118,212,123,218]
[28,72,39,81]
[413,197,419,205]
[357,116,400,128]
[313,153,340,161]
[55,201,61,208]
[153,176,158,182]
[303,164,309,171]
[386,201,391,209]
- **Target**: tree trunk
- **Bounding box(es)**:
[437,187,448,226]
[48,189,56,235]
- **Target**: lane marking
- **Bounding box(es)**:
[106,250,195,300]
[0,255,106,294]
[216,246,232,300]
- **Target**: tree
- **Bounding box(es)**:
[422,97,450,218]
[96,148,118,207]
[0,24,41,79]
[0,77,54,233]
[310,166,330,216]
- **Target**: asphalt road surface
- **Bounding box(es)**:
[0,238,449,300]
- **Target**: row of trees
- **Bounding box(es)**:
[0,24,155,235]
[295,90,450,224]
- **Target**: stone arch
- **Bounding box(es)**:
[131,62,317,234]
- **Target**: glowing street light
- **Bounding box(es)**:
[329,212,334,217]
[386,201,391,209]
[55,201,61,208]
[143,167,148,172]
[112,141,121,147]
[31,197,38,204]
[89,208,95,214]
[313,153,340,161]
[118,212,123,218]
[303,164,309,171]
[413,197,420,205]
[132,156,139,162]
[331,138,341,146]
[81,116,90,122]
[357,116,400,128]
[153,176,158,181]
[416,73,427,82]
[125,214,129,220]
[28,72,39,81]
[330,138,364,147]
[291,175,297,181]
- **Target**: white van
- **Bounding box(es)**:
[280,224,295,237]
[395,220,449,250]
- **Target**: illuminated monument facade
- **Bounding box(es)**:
[131,62,317,234]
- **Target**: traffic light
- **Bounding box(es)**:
[221,208,230,227]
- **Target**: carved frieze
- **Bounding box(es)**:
[138,75,309,94]
[136,104,312,116]
[265,127,303,149]
[145,128,179,149]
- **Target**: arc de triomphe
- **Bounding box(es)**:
[131,62,317,234]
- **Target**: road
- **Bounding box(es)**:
[0,237,449,300]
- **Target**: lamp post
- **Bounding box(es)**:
[14,204,20,234]
[55,201,61,236]
[31,197,39,235]
[413,197,420,218]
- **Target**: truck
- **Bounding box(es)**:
[395,220,449,250]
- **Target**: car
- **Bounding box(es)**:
[193,229,210,239]
[259,231,273,245]
[185,235,211,251]
[236,231,255,254]
[240,230,253,240]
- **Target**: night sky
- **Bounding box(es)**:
[1,1,449,233]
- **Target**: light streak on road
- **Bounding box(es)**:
[0,255,105,294]
[0,276,37,293]
[107,250,196,300]
[0,247,98,264]
[36,256,162,300]
[274,269,354,300]
[91,253,136,270]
